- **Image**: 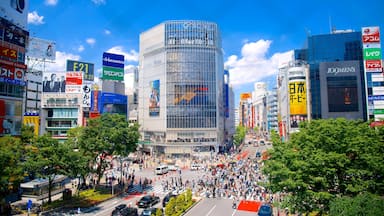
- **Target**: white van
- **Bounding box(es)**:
[155,165,168,175]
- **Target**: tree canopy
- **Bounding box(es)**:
[77,113,140,184]
[263,118,384,214]
[233,125,247,146]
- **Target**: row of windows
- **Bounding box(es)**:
[0,83,24,98]
[167,116,216,128]
[46,108,78,118]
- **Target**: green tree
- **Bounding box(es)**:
[63,127,92,192]
[0,136,24,203]
[329,193,384,216]
[25,134,69,203]
[164,197,176,216]
[78,113,140,185]
[233,125,247,146]
[155,208,162,216]
[263,118,384,214]
[175,193,185,213]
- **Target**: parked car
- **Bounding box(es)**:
[140,208,163,216]
[137,195,160,208]
[162,192,178,207]
[258,203,273,216]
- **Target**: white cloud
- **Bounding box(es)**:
[45,0,58,6]
[86,38,96,46]
[91,0,106,5]
[106,46,139,62]
[28,11,44,25]
[224,39,293,86]
[77,45,85,52]
[104,29,111,35]
[44,51,81,72]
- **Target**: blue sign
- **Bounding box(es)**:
[102,52,124,69]
[368,95,384,101]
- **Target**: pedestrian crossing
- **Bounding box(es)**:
[125,183,167,196]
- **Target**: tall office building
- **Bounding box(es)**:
[295,30,366,120]
[138,20,225,156]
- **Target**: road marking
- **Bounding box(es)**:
[205,205,216,216]
[231,209,237,216]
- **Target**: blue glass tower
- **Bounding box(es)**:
[295,31,365,120]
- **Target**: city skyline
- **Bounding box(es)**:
[28,0,384,104]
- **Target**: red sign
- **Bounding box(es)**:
[0,64,24,80]
[66,72,83,85]
[365,60,382,72]
[362,27,381,43]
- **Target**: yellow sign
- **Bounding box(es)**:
[23,116,40,136]
[289,81,307,115]
[240,92,252,100]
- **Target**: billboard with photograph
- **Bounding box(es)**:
[42,72,66,93]
[149,80,160,116]
[174,84,208,105]
[26,37,56,61]
[0,99,22,136]
[66,60,94,81]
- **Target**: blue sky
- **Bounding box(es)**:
[27,0,384,105]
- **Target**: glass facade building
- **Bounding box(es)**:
[139,20,224,155]
[295,31,366,120]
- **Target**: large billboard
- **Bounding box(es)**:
[289,81,307,115]
[0,0,29,30]
[42,72,66,93]
[149,80,160,116]
[66,60,94,81]
[26,37,56,61]
[102,52,124,81]
[174,84,208,105]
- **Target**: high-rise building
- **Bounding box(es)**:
[266,90,278,133]
[295,30,365,120]
[138,20,225,156]
[0,3,29,136]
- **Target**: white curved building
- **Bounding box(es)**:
[138,20,225,156]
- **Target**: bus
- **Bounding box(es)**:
[20,175,68,200]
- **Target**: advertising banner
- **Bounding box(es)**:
[0,17,29,47]
[27,37,56,61]
[149,80,160,116]
[0,1,29,30]
[240,93,252,100]
[66,60,94,81]
[365,60,382,72]
[82,83,91,107]
[289,81,307,115]
[0,60,26,86]
[65,72,82,93]
[362,27,380,43]
[23,114,39,136]
[42,72,66,93]
[102,52,124,68]
[363,48,382,60]
[102,66,124,81]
